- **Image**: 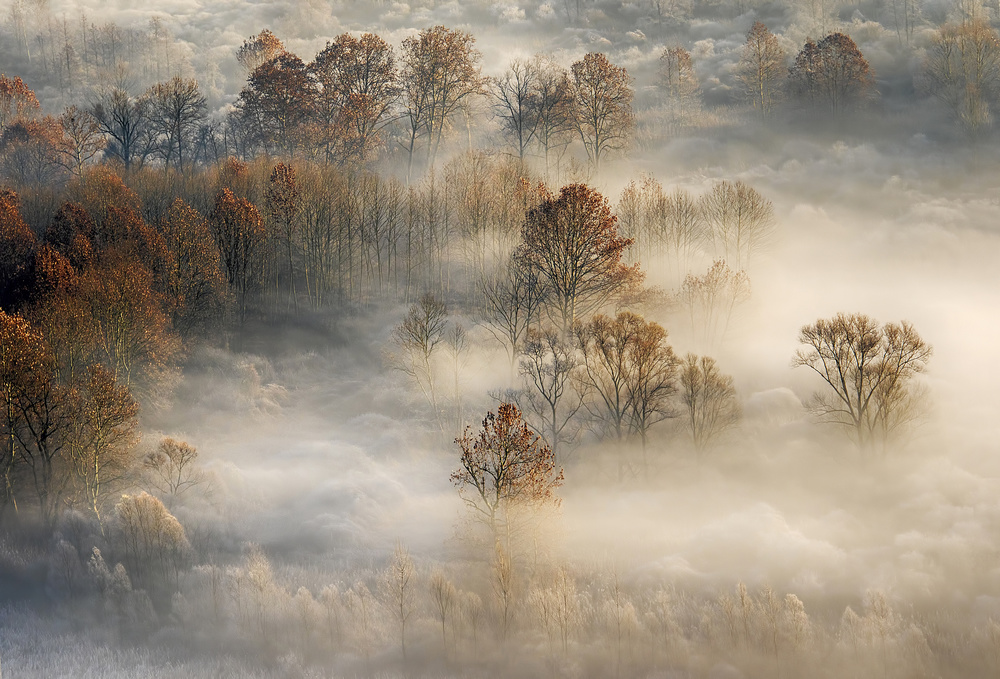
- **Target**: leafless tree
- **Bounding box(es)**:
[737,22,786,119]
[570,52,634,171]
[145,77,207,172]
[679,353,741,455]
[793,313,932,452]
[922,20,1000,136]
[478,258,546,375]
[388,293,449,429]
[493,59,541,160]
[520,327,585,459]
[676,260,751,345]
[659,46,701,134]
[379,542,416,662]
[698,180,775,271]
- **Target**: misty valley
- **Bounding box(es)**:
[0,0,998,677]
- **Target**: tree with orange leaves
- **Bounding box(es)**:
[0,116,66,185]
[310,33,400,164]
[0,74,40,130]
[237,52,317,156]
[265,163,300,310]
[161,199,226,342]
[0,189,37,308]
[0,309,73,527]
[210,188,265,321]
[452,402,563,547]
[236,29,285,74]
[516,183,641,331]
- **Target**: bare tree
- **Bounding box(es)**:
[922,20,1000,136]
[430,570,457,655]
[577,312,678,477]
[145,76,207,172]
[532,57,575,179]
[493,58,540,160]
[679,353,741,455]
[792,313,932,452]
[570,52,634,171]
[91,74,151,171]
[143,437,208,507]
[388,293,449,429]
[520,327,585,459]
[477,258,546,375]
[57,106,105,176]
[698,180,775,271]
[659,46,701,133]
[379,542,416,662]
[737,22,786,119]
[676,260,751,345]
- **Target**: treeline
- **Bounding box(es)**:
[3,14,1000,194]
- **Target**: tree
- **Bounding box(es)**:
[400,25,484,178]
[493,59,540,160]
[0,310,73,527]
[210,188,266,322]
[452,402,563,548]
[792,313,932,452]
[145,77,207,172]
[237,52,317,156]
[576,312,678,476]
[532,57,575,178]
[679,353,741,454]
[310,33,400,164]
[389,293,449,429]
[516,183,641,331]
[737,22,786,119]
[265,163,300,310]
[570,53,633,171]
[236,29,285,74]
[82,255,179,397]
[676,259,750,345]
[379,542,416,662]
[658,47,701,133]
[0,117,66,185]
[789,33,874,114]
[143,437,208,507]
[58,106,105,177]
[67,364,140,526]
[698,180,775,270]
[923,20,1000,135]
[160,199,226,342]
[0,189,37,308]
[0,74,40,130]
[477,258,546,374]
[114,491,189,595]
[519,326,585,458]
[92,77,151,171]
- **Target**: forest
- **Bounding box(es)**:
[0,0,997,676]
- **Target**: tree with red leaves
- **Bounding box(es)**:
[452,402,563,547]
[516,183,642,331]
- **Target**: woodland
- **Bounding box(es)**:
[0,0,997,676]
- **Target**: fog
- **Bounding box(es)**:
[1,0,1000,676]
